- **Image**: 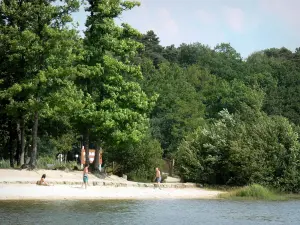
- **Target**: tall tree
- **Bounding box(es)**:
[75,0,155,170]
[139,30,165,68]
[141,61,205,157]
[0,0,83,168]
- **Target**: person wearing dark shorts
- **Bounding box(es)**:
[154,167,161,189]
[155,177,161,183]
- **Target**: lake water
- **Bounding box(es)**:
[0,199,299,225]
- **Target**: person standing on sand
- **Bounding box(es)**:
[154,167,161,189]
[81,164,89,189]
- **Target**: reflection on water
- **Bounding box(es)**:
[0,199,299,225]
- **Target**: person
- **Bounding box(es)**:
[154,167,161,189]
[36,174,52,186]
[81,164,89,189]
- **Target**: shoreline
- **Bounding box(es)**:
[0,184,222,201]
[0,169,223,200]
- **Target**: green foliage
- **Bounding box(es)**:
[107,134,163,181]
[161,173,168,183]
[176,109,300,192]
[139,30,166,67]
[36,156,77,170]
[0,159,10,169]
[36,156,56,169]
[246,49,300,125]
[73,0,154,156]
[2,0,300,186]
[141,62,205,156]
[202,76,264,120]
[219,184,284,201]
[55,161,78,171]
[51,132,77,155]
[0,0,83,167]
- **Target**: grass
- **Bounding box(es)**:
[0,158,79,171]
[218,184,287,201]
[204,185,240,191]
[0,159,10,168]
[36,159,78,171]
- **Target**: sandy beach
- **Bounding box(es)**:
[0,169,222,200]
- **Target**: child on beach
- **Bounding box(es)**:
[36,174,52,186]
[81,164,89,189]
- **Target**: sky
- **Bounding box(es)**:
[73,0,300,58]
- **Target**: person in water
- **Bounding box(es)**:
[81,164,89,189]
[36,174,51,186]
[154,167,162,189]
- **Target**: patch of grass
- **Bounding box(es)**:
[203,185,240,191]
[283,193,300,200]
[36,156,78,171]
[0,159,10,168]
[219,184,286,201]
[54,161,78,171]
[127,171,151,183]
[161,173,168,183]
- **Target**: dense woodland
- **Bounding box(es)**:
[1,0,300,192]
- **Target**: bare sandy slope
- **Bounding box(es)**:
[0,168,127,183]
[0,169,222,200]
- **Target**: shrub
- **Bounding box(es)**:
[176,109,300,192]
[0,159,10,168]
[36,156,78,171]
[161,173,168,183]
[106,135,163,182]
[36,156,56,169]
[219,184,285,200]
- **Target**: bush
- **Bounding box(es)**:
[36,156,56,169]
[126,164,155,182]
[106,134,163,182]
[36,156,78,171]
[219,184,285,200]
[55,161,78,171]
[176,109,300,192]
[127,170,150,183]
[161,173,168,183]
[0,159,10,168]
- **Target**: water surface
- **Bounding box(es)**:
[0,199,299,225]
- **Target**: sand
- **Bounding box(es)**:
[0,185,222,200]
[0,169,223,200]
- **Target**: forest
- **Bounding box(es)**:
[1,0,300,192]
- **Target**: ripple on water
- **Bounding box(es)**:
[0,199,299,225]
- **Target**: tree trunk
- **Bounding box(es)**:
[16,121,21,166]
[84,128,90,165]
[94,144,100,171]
[24,136,30,164]
[20,118,25,166]
[29,112,39,168]
[8,121,14,168]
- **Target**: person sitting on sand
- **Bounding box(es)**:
[36,174,51,186]
[154,167,161,189]
[81,164,89,189]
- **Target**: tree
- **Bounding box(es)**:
[0,0,83,168]
[75,0,155,170]
[106,133,163,181]
[178,43,211,67]
[176,109,300,192]
[139,30,165,68]
[246,48,300,125]
[162,44,179,63]
[141,62,205,157]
